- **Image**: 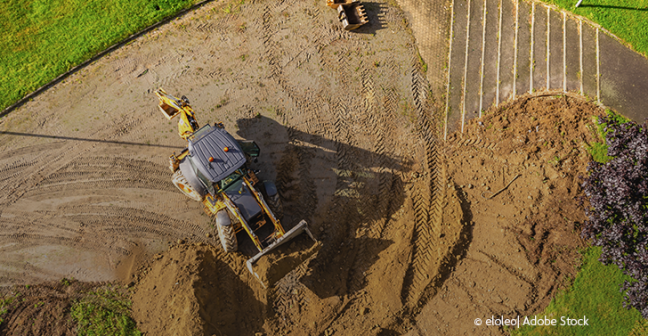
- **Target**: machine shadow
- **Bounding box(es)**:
[236,116,411,298]
[198,249,266,336]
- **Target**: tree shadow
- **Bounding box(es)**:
[577,4,648,10]
[0,131,184,149]
[235,115,410,298]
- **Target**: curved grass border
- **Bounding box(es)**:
[0,0,215,119]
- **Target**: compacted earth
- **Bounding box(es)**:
[0,0,604,333]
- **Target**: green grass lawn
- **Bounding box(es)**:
[512,247,645,336]
[542,0,648,57]
[0,0,199,112]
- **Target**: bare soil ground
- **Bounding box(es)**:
[0,0,605,333]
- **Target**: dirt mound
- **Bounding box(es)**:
[0,280,101,336]
[408,93,601,335]
[131,242,265,336]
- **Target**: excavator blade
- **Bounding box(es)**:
[246,220,321,288]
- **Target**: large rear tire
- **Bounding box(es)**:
[218,224,238,253]
[266,193,284,220]
[171,169,202,201]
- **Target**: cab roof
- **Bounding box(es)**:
[187,125,246,183]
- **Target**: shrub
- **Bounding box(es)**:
[581,114,648,319]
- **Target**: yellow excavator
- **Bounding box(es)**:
[155,88,319,287]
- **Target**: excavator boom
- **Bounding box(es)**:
[155,88,199,140]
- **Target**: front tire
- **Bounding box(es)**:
[218,224,238,253]
[171,169,203,201]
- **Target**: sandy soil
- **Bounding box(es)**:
[0,0,606,333]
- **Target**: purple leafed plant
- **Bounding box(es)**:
[581,114,648,319]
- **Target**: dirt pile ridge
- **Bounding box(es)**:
[132,242,265,336]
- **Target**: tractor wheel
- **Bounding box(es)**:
[171,169,202,201]
[218,224,238,253]
[266,193,284,220]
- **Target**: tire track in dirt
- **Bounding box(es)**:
[0,142,68,162]
[369,89,400,239]
[0,217,93,252]
[261,3,323,226]
[346,71,377,294]
[0,233,130,257]
[0,144,85,212]
[22,179,174,200]
[318,97,367,327]
[345,70,407,294]
[21,156,174,197]
[402,64,446,307]
[1,114,146,211]
[59,205,209,239]
[0,158,40,186]
[448,135,499,150]
[36,169,167,187]
[271,261,312,329]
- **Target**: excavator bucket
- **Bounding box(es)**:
[246,220,321,288]
[154,88,183,119]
